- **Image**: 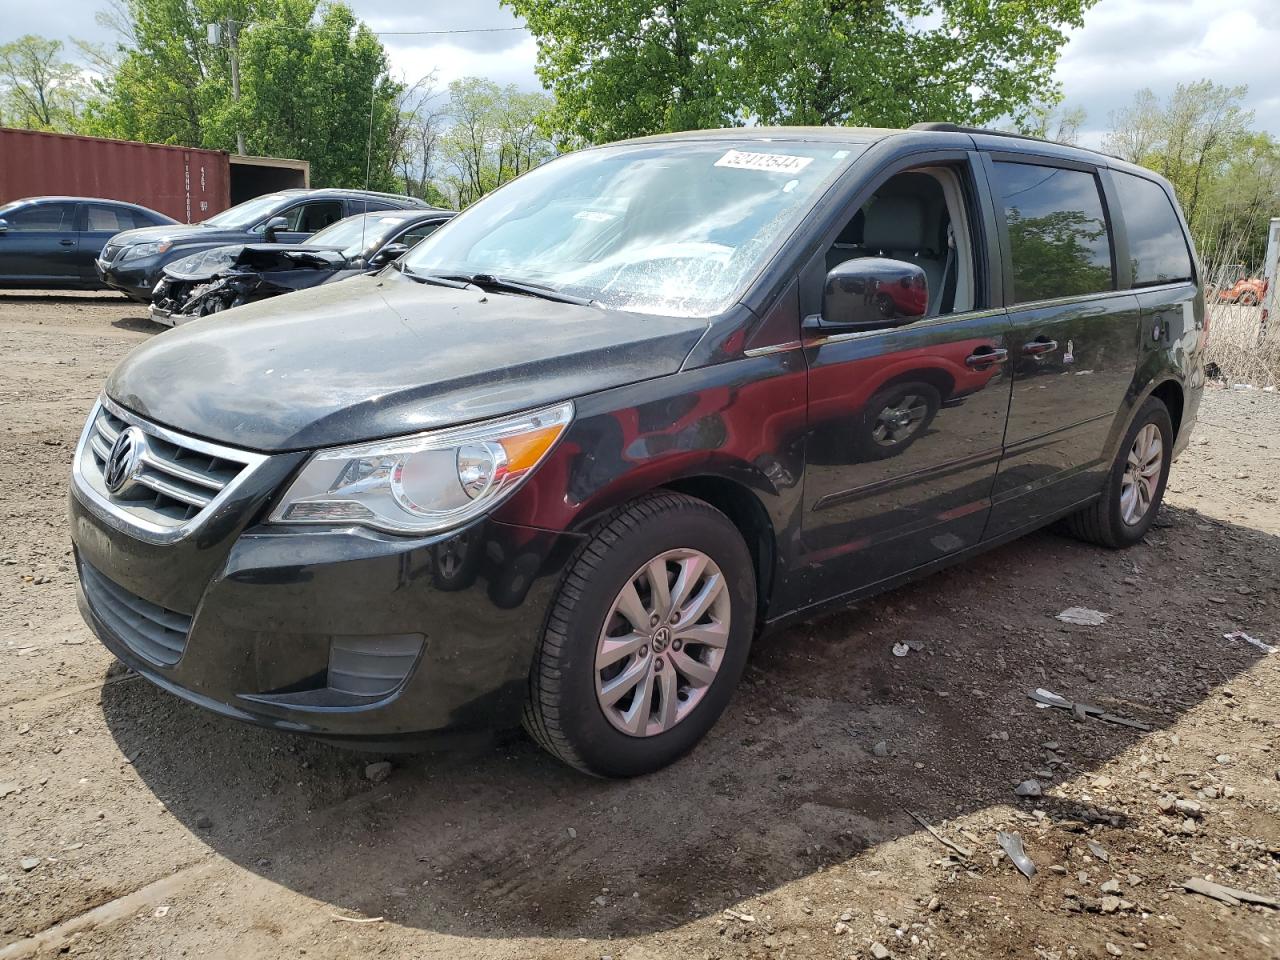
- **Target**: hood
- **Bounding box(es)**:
[108,223,252,248]
[162,244,347,280]
[106,271,708,451]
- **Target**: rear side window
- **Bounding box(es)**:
[991,161,1114,304]
[1112,172,1193,287]
[85,204,132,232]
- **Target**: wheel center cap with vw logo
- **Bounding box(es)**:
[651,625,672,653]
[104,426,147,495]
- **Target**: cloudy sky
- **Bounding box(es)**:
[9,0,1279,144]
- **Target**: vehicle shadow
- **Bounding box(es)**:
[110,315,166,333]
[99,503,1274,938]
[0,291,130,304]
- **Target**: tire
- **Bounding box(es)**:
[853,381,941,461]
[522,492,756,777]
[1060,396,1173,548]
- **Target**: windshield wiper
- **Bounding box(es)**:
[394,262,477,289]
[440,272,599,307]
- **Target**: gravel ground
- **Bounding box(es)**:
[1,291,1277,960]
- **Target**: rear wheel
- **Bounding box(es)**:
[1060,396,1172,548]
[522,493,755,777]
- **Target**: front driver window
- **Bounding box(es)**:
[284,201,344,233]
[822,167,978,320]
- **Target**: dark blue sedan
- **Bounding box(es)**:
[0,197,176,290]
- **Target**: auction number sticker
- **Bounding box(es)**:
[715,149,813,174]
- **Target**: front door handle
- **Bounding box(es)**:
[965,347,1008,367]
[59,239,76,246]
[1022,338,1058,356]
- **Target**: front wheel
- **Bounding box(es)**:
[1060,396,1173,547]
[523,493,756,777]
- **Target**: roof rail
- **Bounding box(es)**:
[909,122,1077,149]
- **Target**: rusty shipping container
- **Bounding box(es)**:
[0,128,308,223]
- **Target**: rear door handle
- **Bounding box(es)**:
[965,347,1008,367]
[59,239,76,246]
[1022,338,1058,356]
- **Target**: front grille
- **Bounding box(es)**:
[80,561,192,666]
[101,242,122,263]
[72,397,269,542]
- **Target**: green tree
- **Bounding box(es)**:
[438,78,555,207]
[83,0,405,188]
[0,34,91,131]
[1104,81,1270,269]
[504,0,1098,143]
[225,0,403,187]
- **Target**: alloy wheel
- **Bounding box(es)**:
[1120,423,1163,526]
[594,549,731,737]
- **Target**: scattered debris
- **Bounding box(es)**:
[1106,943,1123,956]
[20,857,40,872]
[997,830,1036,879]
[153,905,170,918]
[872,740,889,757]
[0,783,18,800]
[1183,877,1280,909]
[1014,779,1043,798]
[1174,798,1203,819]
[891,642,910,657]
[1100,895,1122,914]
[567,827,578,839]
[1223,630,1278,655]
[1087,840,1110,862]
[1055,607,1109,626]
[330,913,385,924]
[906,810,973,861]
[1027,689,1152,731]
[363,761,392,784]
[870,943,891,960]
[723,908,756,923]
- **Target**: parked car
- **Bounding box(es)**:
[0,197,175,290]
[149,209,455,325]
[69,124,1204,777]
[97,188,429,301]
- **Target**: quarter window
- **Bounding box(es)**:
[991,161,1114,304]
[1112,172,1193,287]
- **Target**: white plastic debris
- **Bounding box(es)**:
[891,642,910,658]
[1223,631,1277,654]
[1056,607,1110,626]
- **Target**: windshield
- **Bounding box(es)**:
[310,213,410,259]
[402,141,862,317]
[203,194,287,229]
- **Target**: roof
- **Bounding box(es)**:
[2,195,162,210]
[614,122,1147,176]
[274,187,429,205]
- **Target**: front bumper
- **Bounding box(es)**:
[70,486,582,742]
[97,257,160,301]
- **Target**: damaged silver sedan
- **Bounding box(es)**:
[148,208,454,325]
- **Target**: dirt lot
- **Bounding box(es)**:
[2,291,1278,960]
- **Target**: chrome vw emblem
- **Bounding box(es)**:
[104,426,147,495]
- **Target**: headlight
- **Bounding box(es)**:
[121,240,172,261]
[269,401,573,534]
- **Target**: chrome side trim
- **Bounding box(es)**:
[743,340,802,358]
[802,307,1008,348]
[71,395,271,545]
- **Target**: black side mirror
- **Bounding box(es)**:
[263,216,289,243]
[820,257,928,330]
[370,242,409,266]
[0,218,9,234]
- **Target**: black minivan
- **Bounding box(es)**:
[69,125,1204,777]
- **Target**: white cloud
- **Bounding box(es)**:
[1055,0,1280,144]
